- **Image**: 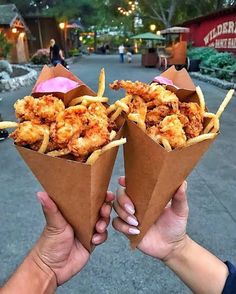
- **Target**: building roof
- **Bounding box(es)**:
[0,3,29,32]
[181,5,236,26]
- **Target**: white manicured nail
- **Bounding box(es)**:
[128,228,140,235]
[127,216,138,226]
[124,204,135,214]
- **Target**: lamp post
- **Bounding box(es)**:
[59,22,68,58]
[150,24,156,32]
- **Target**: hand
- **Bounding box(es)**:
[112,177,188,261]
[31,191,114,285]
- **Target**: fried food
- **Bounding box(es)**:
[14,96,37,121]
[179,102,203,139]
[36,95,65,123]
[109,80,231,151]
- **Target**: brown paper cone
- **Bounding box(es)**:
[16,122,124,252]
[124,67,217,249]
[15,65,125,252]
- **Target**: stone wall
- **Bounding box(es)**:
[0,65,37,92]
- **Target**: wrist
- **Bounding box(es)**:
[28,249,57,293]
[163,234,190,265]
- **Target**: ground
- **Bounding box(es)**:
[0,54,236,294]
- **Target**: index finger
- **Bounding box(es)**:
[116,187,135,215]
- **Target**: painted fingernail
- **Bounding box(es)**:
[92,235,100,243]
[124,204,135,215]
[127,216,138,226]
[36,192,45,206]
[184,181,187,191]
[128,228,140,235]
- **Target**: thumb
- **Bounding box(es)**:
[170,181,189,218]
[37,192,67,230]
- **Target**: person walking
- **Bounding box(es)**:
[49,39,65,66]
[118,44,125,63]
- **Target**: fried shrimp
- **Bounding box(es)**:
[68,123,110,158]
[51,105,87,147]
[159,115,186,148]
[10,121,49,147]
[14,96,38,121]
[36,95,65,123]
[179,102,204,138]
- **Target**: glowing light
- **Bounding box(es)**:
[150,24,156,32]
[59,22,65,30]
[19,32,25,38]
[12,28,17,33]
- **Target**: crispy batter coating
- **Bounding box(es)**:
[179,102,203,138]
[10,121,48,146]
[129,96,147,121]
[146,105,173,127]
[36,95,65,123]
[68,123,109,157]
[14,96,38,122]
[110,80,179,111]
[51,105,87,147]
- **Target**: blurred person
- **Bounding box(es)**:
[126,46,133,63]
[2,191,114,293]
[118,44,125,63]
[113,176,235,294]
[49,39,66,67]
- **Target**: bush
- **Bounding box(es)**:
[0,60,13,75]
[68,48,80,57]
[0,32,12,58]
[202,52,236,68]
[187,47,217,62]
[31,49,50,64]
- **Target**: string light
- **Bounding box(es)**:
[117,0,138,16]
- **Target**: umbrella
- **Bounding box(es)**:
[160,26,189,34]
[131,32,165,40]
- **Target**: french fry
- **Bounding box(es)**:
[106,104,116,115]
[128,113,146,132]
[69,95,109,106]
[196,86,205,113]
[204,89,234,134]
[46,149,70,157]
[211,117,220,133]
[115,100,129,113]
[86,138,127,165]
[97,68,105,97]
[204,112,216,118]
[86,149,102,164]
[109,130,117,141]
[102,138,127,153]
[0,121,18,129]
[161,137,172,151]
[110,108,122,122]
[38,129,50,154]
[186,133,217,147]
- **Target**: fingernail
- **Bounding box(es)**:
[184,181,187,191]
[127,216,138,226]
[92,235,100,243]
[36,192,45,206]
[128,228,140,235]
[124,204,135,215]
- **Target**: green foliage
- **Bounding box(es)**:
[31,49,49,64]
[68,48,80,57]
[202,52,236,68]
[187,47,218,61]
[0,32,12,58]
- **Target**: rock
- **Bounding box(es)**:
[0,71,10,80]
[0,60,13,75]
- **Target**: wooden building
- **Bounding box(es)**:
[182,6,236,55]
[0,4,30,63]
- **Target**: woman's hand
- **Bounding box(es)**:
[32,191,114,285]
[112,177,188,261]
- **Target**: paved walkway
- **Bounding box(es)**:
[0,54,235,294]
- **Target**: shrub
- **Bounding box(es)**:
[31,49,50,64]
[187,47,217,62]
[0,60,13,75]
[68,48,80,57]
[0,32,12,58]
[202,52,236,68]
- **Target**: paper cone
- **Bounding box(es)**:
[15,65,125,252]
[123,67,217,248]
[16,123,124,252]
